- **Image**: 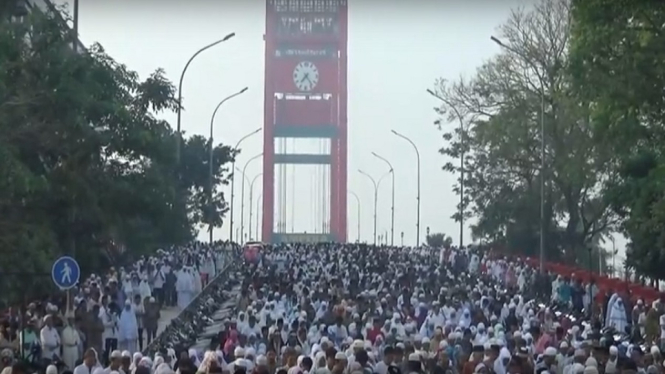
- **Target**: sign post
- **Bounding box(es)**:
[51,256,80,290]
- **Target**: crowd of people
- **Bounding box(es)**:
[3,240,665,374]
[172,243,662,374]
[0,241,231,374]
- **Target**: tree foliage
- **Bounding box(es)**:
[430,0,615,265]
[425,233,453,248]
[0,8,235,304]
[569,0,665,279]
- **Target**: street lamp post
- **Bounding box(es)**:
[391,130,421,247]
[248,173,263,240]
[610,236,616,276]
[372,152,395,246]
[235,166,250,239]
[426,88,465,249]
[207,87,248,244]
[176,33,236,163]
[588,245,594,317]
[256,194,262,241]
[359,170,378,245]
[359,170,390,246]
[491,35,546,272]
[240,153,262,242]
[228,128,262,242]
[348,190,361,243]
[73,0,79,53]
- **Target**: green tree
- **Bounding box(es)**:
[430,0,615,264]
[569,0,665,279]
[425,233,453,248]
[180,135,235,236]
[0,8,234,304]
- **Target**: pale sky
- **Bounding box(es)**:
[54,0,540,246]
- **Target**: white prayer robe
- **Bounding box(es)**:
[40,325,61,360]
[606,294,628,333]
[122,280,134,301]
[61,325,81,368]
[192,269,202,293]
[118,307,139,353]
[138,280,152,302]
[175,270,192,310]
[73,363,102,374]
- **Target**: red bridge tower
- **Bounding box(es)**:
[262,0,348,243]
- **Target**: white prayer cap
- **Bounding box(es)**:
[122,350,131,358]
[110,350,122,359]
[651,346,660,355]
[349,362,362,372]
[352,339,364,349]
[334,352,346,360]
[256,355,268,366]
[408,353,420,362]
[46,365,58,374]
[560,341,569,349]
[234,347,245,358]
[609,346,618,355]
[139,357,152,367]
[544,347,557,356]
[583,366,597,374]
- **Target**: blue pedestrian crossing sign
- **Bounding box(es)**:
[51,256,80,290]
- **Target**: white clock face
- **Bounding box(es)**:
[293,61,319,92]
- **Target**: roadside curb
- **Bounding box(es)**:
[141,252,234,355]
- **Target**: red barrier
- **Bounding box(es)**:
[518,256,661,303]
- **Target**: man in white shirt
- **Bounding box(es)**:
[74,349,102,374]
[100,302,118,364]
[151,264,165,306]
[40,315,61,361]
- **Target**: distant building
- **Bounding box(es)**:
[13,0,85,52]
